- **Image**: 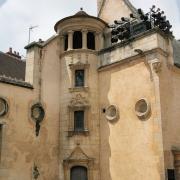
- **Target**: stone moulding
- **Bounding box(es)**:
[135,98,151,120]
[105,105,119,122]
[63,145,94,180]
[0,98,8,117]
[68,94,90,137]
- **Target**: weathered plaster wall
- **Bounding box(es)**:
[98,58,164,180]
[158,39,180,173]
[0,37,60,180]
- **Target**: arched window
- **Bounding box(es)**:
[73,31,82,49]
[87,32,95,50]
[71,166,88,180]
[64,34,68,51]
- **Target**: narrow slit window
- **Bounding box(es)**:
[87,32,95,50]
[73,31,82,49]
[75,69,84,87]
[74,111,84,131]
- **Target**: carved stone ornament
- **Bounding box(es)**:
[31,103,45,123]
[69,94,89,108]
[151,58,162,73]
[0,98,8,117]
[105,105,119,122]
[33,164,40,180]
[69,61,90,70]
[135,98,151,120]
[63,145,94,167]
[31,103,45,137]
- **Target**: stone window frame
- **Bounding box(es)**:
[69,62,90,92]
[63,146,94,180]
[68,94,90,137]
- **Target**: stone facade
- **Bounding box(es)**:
[0,0,180,180]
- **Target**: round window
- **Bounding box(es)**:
[105,105,119,122]
[135,99,151,119]
[31,104,45,122]
[0,98,8,117]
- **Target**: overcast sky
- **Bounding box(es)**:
[0,0,179,56]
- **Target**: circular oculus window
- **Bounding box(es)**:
[0,98,8,117]
[135,99,151,119]
[105,105,119,121]
[31,104,45,122]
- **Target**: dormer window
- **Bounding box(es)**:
[73,31,82,49]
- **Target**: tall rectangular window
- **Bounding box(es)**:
[74,111,84,131]
[75,70,84,87]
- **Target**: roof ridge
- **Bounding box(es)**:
[0,51,24,62]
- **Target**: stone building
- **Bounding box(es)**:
[0,0,180,179]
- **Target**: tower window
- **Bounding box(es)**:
[75,69,84,87]
[64,34,68,51]
[71,166,87,180]
[87,32,95,50]
[74,111,84,131]
[73,31,82,49]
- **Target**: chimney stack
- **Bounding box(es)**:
[6,47,21,59]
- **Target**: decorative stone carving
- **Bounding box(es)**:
[0,98,8,117]
[69,61,90,70]
[32,164,40,180]
[69,94,89,108]
[151,58,162,73]
[31,103,45,136]
[105,105,119,122]
[135,99,151,119]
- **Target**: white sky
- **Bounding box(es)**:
[0,0,179,56]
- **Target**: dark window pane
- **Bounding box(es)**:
[75,70,84,87]
[0,125,2,162]
[71,166,87,180]
[74,111,84,131]
[87,32,95,50]
[167,169,175,180]
[64,34,68,51]
[73,31,82,49]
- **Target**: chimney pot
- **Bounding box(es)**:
[9,47,12,53]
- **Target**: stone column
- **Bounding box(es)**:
[95,32,100,50]
[82,29,88,49]
[99,33,104,50]
[68,30,73,50]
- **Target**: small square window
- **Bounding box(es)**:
[74,111,84,131]
[75,70,85,87]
